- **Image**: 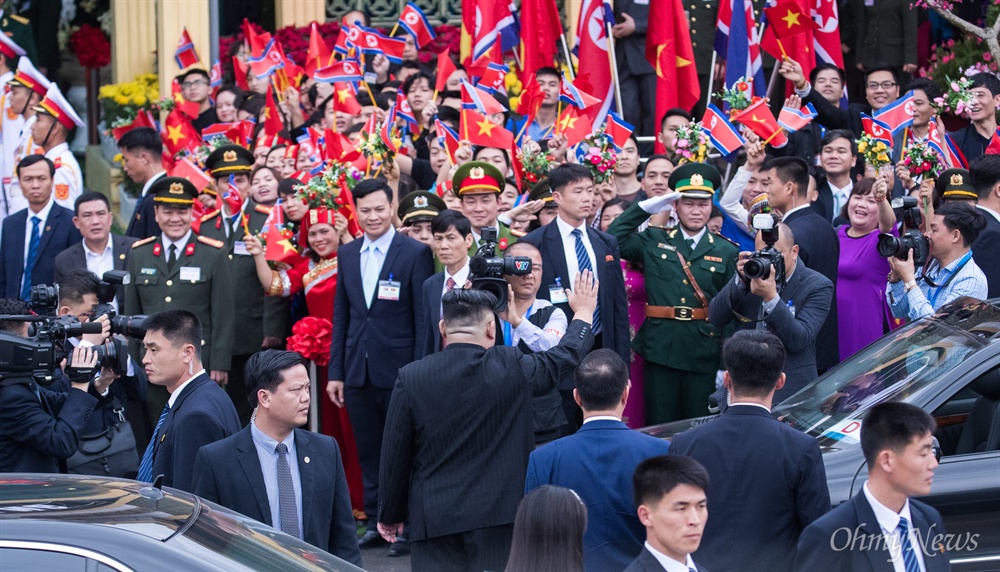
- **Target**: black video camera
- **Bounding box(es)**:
[877,196,929,267]
[93,270,148,339]
[469,226,532,311]
[744,214,786,287]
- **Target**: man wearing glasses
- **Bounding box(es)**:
[176,68,218,133]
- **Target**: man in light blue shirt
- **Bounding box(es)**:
[887,202,989,321]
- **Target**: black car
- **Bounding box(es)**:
[644,298,1000,572]
[0,474,365,571]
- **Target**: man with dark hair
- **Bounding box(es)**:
[378,279,597,572]
[796,403,949,572]
[329,177,433,554]
[176,68,218,132]
[761,156,839,371]
[526,349,669,571]
[453,161,519,256]
[192,350,363,565]
[813,129,857,224]
[887,202,988,320]
[950,72,1000,163]
[522,67,561,142]
[522,163,630,431]
[117,126,166,239]
[0,154,81,300]
[670,330,830,572]
[638,155,677,226]
[417,209,473,357]
[893,78,943,164]
[970,154,1000,297]
[625,455,711,572]
[54,191,137,300]
[809,64,847,106]
[612,136,643,202]
[657,109,692,154]
[137,310,239,491]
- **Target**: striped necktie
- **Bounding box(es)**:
[20,216,41,301]
[896,518,922,572]
[137,404,170,482]
[571,229,601,332]
[275,443,300,538]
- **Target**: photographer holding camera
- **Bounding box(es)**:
[886,202,989,321]
[709,220,833,402]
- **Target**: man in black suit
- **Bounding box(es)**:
[521,163,629,431]
[378,283,597,572]
[192,350,363,566]
[118,127,165,240]
[54,191,137,298]
[669,330,831,572]
[709,223,833,401]
[137,310,240,492]
[949,73,1000,165]
[761,157,839,371]
[624,455,710,572]
[611,0,656,150]
[812,130,857,225]
[0,154,81,300]
[971,154,1000,298]
[328,178,434,554]
[796,403,950,572]
[416,209,472,358]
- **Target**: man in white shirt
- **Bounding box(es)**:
[814,129,857,224]
[27,84,84,211]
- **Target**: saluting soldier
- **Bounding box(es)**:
[452,161,519,257]
[124,177,235,423]
[608,163,737,424]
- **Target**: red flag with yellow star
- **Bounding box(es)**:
[764,1,820,39]
[555,106,593,143]
[460,108,514,149]
[761,0,816,81]
[264,87,284,136]
[162,109,202,156]
[644,0,699,151]
[264,223,305,265]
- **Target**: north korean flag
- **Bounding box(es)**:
[358,28,407,63]
[559,76,601,110]
[248,38,285,79]
[926,117,949,165]
[604,111,634,151]
[461,80,506,116]
[873,91,915,135]
[944,133,969,169]
[396,91,419,131]
[174,28,201,69]
[209,59,223,88]
[435,117,461,164]
[701,103,746,160]
[380,105,400,153]
[777,103,818,133]
[397,2,437,49]
[477,62,509,94]
[314,59,363,84]
[861,114,893,147]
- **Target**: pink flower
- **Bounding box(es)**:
[956,101,965,115]
[588,146,600,154]
[985,52,994,61]
[951,82,960,91]
[676,139,689,148]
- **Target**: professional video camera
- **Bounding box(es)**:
[743,214,786,287]
[877,196,929,267]
[469,226,532,311]
[93,270,147,338]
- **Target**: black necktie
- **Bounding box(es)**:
[167,244,177,272]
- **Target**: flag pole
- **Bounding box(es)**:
[706,50,718,108]
[605,20,623,116]
[560,33,576,79]
[765,59,783,101]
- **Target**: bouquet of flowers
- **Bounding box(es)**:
[856,134,891,169]
[901,142,945,182]
[286,317,333,366]
[98,74,161,132]
[359,121,402,167]
[69,24,111,68]
[297,161,363,209]
[518,146,556,185]
[572,128,617,184]
[673,122,710,163]
[716,78,762,117]
[931,76,975,116]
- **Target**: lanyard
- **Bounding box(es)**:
[927,251,973,307]
[503,305,533,346]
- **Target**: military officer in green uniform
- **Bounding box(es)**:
[608,162,738,423]
[0,1,37,68]
[452,161,519,257]
[124,177,235,423]
[397,189,446,250]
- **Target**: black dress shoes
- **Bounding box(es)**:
[387,535,409,557]
[357,529,386,548]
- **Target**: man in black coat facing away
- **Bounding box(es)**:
[970,154,1000,298]
[377,276,597,572]
[669,330,831,572]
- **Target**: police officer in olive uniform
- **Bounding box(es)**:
[452,161,520,258]
[608,163,738,423]
[398,190,446,251]
[124,177,235,423]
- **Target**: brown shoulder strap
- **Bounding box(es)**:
[675,250,710,309]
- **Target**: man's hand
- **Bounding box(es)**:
[334,212,350,239]
[742,131,766,171]
[873,177,889,202]
[210,370,228,385]
[327,380,345,407]
[69,346,99,392]
[896,163,914,191]
[378,522,405,543]
[200,193,217,211]
[888,249,916,284]
[506,199,545,223]
[638,191,681,214]
[611,13,636,38]
[373,54,390,82]
[93,367,119,395]
[497,284,522,327]
[548,133,569,161]
[82,314,111,346]
[454,142,473,164]
[778,58,807,90]
[749,271,779,303]
[422,101,438,126]
[902,63,918,74]
[735,251,753,281]
[566,269,599,322]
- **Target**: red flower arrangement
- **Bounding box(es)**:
[70,24,111,69]
[286,316,333,366]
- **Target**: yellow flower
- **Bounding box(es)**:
[877,153,889,163]
[858,141,868,153]
[874,142,887,152]
[114,95,129,105]
[113,153,123,163]
[134,95,147,106]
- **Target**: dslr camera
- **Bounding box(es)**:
[93,270,147,339]
[744,214,786,287]
[877,196,929,267]
[469,226,532,311]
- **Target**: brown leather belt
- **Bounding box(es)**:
[645,305,708,321]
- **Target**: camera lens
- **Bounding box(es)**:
[876,233,901,258]
[744,258,770,280]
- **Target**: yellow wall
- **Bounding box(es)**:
[275,0,327,29]
[111,0,157,83]
[156,0,210,98]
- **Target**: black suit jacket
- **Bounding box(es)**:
[804,89,871,138]
[329,231,434,388]
[669,405,831,572]
[782,206,840,370]
[379,320,594,541]
[796,492,950,572]
[709,264,833,400]
[0,204,82,298]
[612,0,655,76]
[416,271,446,359]
[53,234,138,285]
[521,222,630,385]
[0,380,97,472]
[623,547,708,572]
[191,426,363,566]
[150,373,240,492]
[973,207,1000,299]
[124,172,165,240]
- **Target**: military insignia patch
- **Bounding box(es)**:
[55,184,69,200]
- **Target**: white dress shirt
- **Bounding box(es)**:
[556,215,599,286]
[645,541,699,572]
[360,226,396,306]
[862,481,927,572]
[141,170,167,198]
[161,230,193,264]
[84,239,115,279]
[442,258,470,299]
[250,421,303,539]
[780,203,813,221]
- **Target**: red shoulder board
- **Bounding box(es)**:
[53,157,62,169]
[254,204,272,215]
[197,235,224,249]
[185,242,196,257]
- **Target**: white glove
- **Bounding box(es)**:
[638,191,681,214]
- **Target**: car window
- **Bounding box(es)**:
[0,547,122,571]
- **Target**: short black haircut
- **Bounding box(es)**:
[143,310,203,359]
[574,349,629,411]
[431,209,472,237]
[117,126,163,155]
[16,154,55,178]
[602,196,629,212]
[633,455,710,508]
[861,402,936,467]
[441,288,496,328]
[0,298,31,334]
[319,93,336,114]
[244,349,308,407]
[549,163,593,194]
[356,90,375,108]
[819,128,856,154]
[535,66,561,81]
[57,269,100,306]
[74,191,111,215]
[491,91,511,124]
[710,203,723,219]
[863,63,900,85]
[437,105,460,126]
[659,108,692,130]
[402,72,433,95]
[760,156,810,199]
[473,145,511,168]
[904,77,942,103]
[351,177,393,204]
[971,154,1000,200]
[722,330,786,398]
[937,202,987,246]
[399,60,422,74]
[642,154,674,175]
[278,177,302,197]
[809,63,846,85]
[239,92,265,116]
[970,72,1000,97]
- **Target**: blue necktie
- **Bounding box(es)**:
[137,404,170,482]
[20,216,41,301]
[275,443,300,538]
[571,229,601,332]
[897,517,922,572]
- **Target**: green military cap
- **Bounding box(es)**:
[527,178,553,203]
[398,191,446,226]
[149,176,199,206]
[668,162,722,199]
[452,161,504,195]
[937,168,977,202]
[175,66,211,86]
[205,144,254,178]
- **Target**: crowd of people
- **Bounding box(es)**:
[0,3,997,571]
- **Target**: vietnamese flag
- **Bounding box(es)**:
[162,109,201,156]
[519,0,562,76]
[170,157,213,193]
[170,79,201,120]
[332,82,362,115]
[763,1,820,39]
[460,108,514,149]
[265,223,303,264]
[555,105,594,142]
[436,48,458,93]
[264,88,284,136]
[760,0,815,85]
[305,22,332,78]
[733,99,788,147]
[232,55,249,91]
[645,0,700,153]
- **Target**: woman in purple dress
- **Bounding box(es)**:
[600,197,646,428]
[836,177,898,361]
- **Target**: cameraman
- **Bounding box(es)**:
[709,222,833,401]
[886,202,989,321]
[0,298,101,472]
